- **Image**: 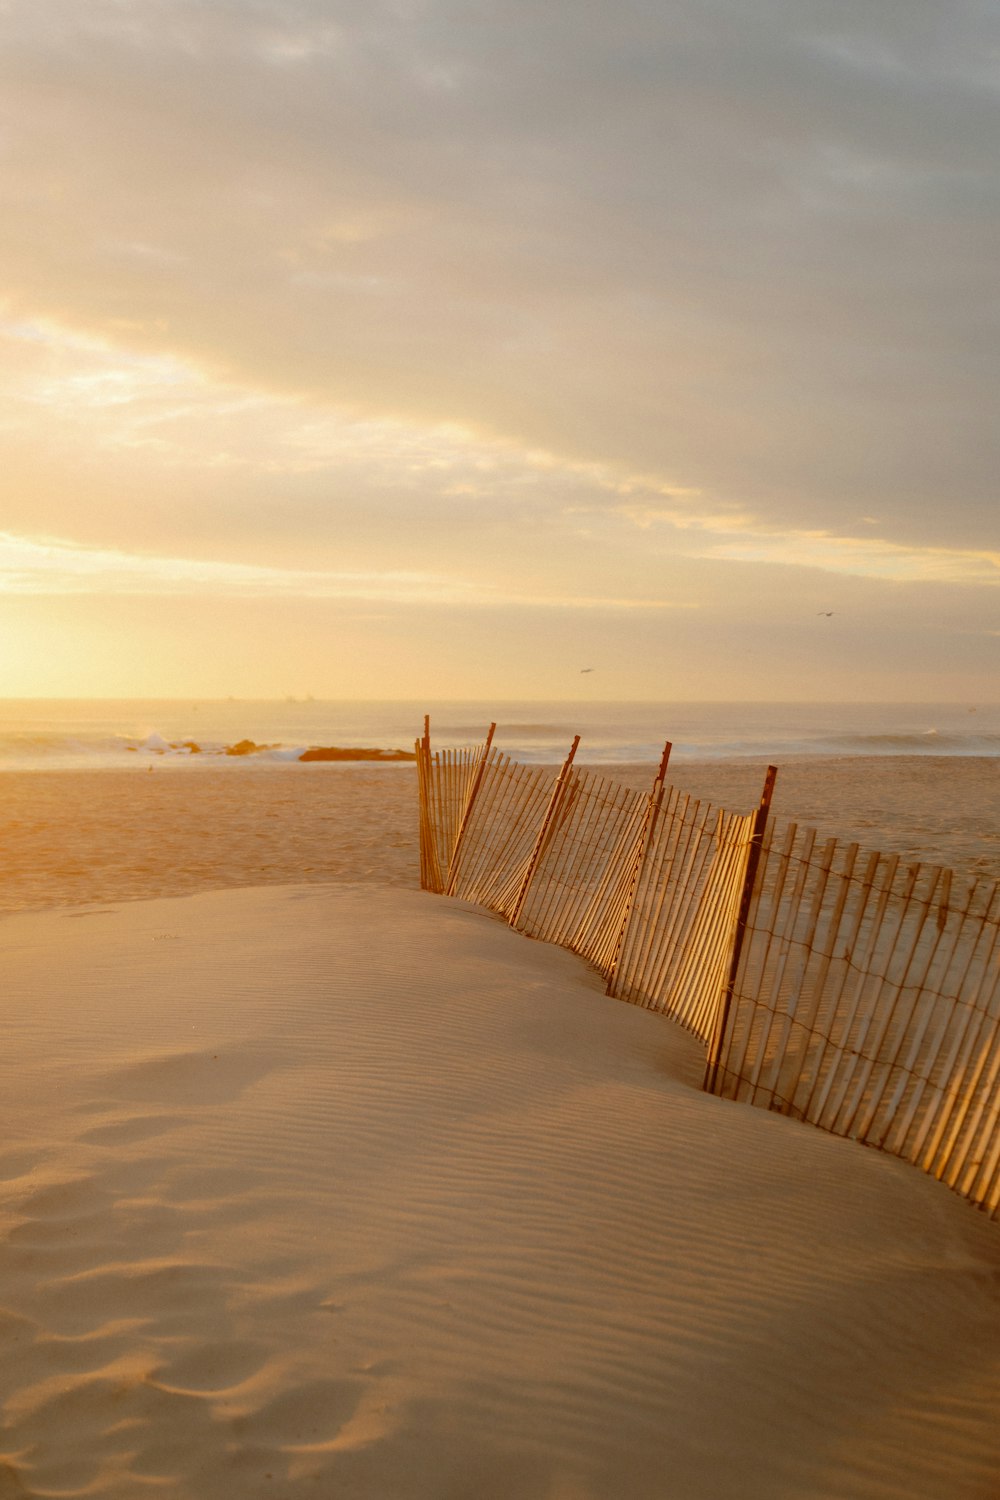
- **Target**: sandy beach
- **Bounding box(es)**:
[2,754,998,918]
[1,881,999,1497]
[3,0,997,1475]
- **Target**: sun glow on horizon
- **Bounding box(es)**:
[0,2,996,700]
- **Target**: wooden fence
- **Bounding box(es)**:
[415,720,1000,1218]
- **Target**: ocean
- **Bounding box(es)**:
[0,698,998,770]
[0,700,997,913]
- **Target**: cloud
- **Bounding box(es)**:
[0,529,699,616]
[3,316,997,602]
[706,532,1000,586]
[617,506,1000,586]
[0,530,479,602]
[0,0,996,553]
[0,0,997,698]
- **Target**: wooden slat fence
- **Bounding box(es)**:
[415,719,1000,1217]
[416,716,495,894]
[712,828,1000,1216]
[416,725,766,1047]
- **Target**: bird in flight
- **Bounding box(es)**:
[580,667,595,673]
[817,611,834,617]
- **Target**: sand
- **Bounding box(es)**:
[1,755,999,919]
[1,883,998,1498]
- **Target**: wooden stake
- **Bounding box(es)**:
[604,741,672,991]
[704,765,777,1094]
[445,722,497,896]
[416,713,444,892]
[508,735,581,929]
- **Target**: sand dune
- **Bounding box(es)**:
[1,884,998,1498]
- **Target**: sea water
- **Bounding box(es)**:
[0,699,997,770]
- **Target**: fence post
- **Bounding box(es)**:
[507,735,581,929]
[445,721,497,896]
[704,764,777,1094]
[416,714,442,892]
[605,739,672,995]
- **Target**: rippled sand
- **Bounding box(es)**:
[1,885,998,1498]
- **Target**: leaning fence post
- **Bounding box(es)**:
[445,722,497,896]
[507,735,581,929]
[605,739,672,995]
[416,715,428,887]
[704,764,777,1095]
[417,714,445,893]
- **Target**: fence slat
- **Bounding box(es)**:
[415,716,1000,1218]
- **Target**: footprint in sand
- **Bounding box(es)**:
[78,1114,182,1147]
[37,1259,236,1338]
[3,1172,189,1277]
[102,1049,276,1106]
[1,1179,119,1273]
[230,1377,365,1450]
[152,1339,271,1395]
[14,1178,103,1221]
[4,1366,218,1492]
[0,1150,48,1183]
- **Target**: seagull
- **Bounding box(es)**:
[817,611,834,617]
[580,667,595,673]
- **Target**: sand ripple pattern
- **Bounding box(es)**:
[0,885,998,1498]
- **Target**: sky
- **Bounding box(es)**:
[0,0,997,700]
